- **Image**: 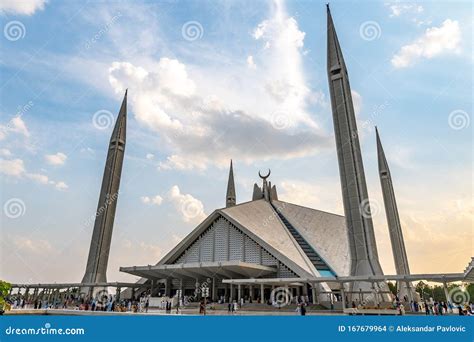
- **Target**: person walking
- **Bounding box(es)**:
[300,303,306,316]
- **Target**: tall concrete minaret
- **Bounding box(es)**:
[326,5,384,282]
[226,160,236,207]
[82,90,127,284]
[376,127,414,301]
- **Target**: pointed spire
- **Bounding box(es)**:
[375,127,390,176]
[327,4,346,75]
[111,90,127,144]
[226,159,236,207]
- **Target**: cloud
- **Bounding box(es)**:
[247,55,256,69]
[391,19,461,68]
[45,152,67,166]
[0,148,12,157]
[167,185,206,223]
[351,90,362,117]
[121,239,163,261]
[107,1,330,171]
[278,179,344,215]
[55,181,68,190]
[0,157,67,190]
[386,3,423,18]
[140,195,163,206]
[12,235,52,254]
[146,153,154,160]
[0,158,25,176]
[0,116,30,140]
[26,172,49,184]
[0,0,47,15]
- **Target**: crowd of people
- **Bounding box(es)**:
[6,290,473,316]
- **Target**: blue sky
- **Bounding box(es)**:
[0,0,472,284]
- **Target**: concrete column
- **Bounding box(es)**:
[131,287,136,300]
[340,283,346,310]
[312,286,317,304]
[212,278,216,301]
[406,281,414,303]
[230,284,234,301]
[249,285,253,301]
[443,282,450,304]
[116,287,121,302]
[150,280,156,297]
[372,283,379,307]
[237,284,242,301]
[260,284,265,303]
[224,284,228,302]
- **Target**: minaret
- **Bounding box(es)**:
[326,5,384,281]
[226,160,236,207]
[376,127,414,301]
[82,90,127,284]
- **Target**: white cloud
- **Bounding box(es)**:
[121,238,162,260]
[279,180,321,208]
[0,116,30,140]
[26,172,49,184]
[12,236,52,253]
[0,158,25,176]
[351,90,362,117]
[252,0,315,128]
[141,195,163,206]
[391,19,461,68]
[107,0,330,171]
[45,152,67,166]
[0,157,67,190]
[167,185,206,223]
[0,148,12,157]
[247,55,256,69]
[386,3,423,18]
[54,181,68,190]
[0,0,47,15]
[110,57,329,170]
[146,153,154,160]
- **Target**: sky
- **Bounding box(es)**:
[0,0,472,285]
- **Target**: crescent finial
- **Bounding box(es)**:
[258,169,271,180]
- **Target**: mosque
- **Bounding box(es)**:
[9,5,472,311]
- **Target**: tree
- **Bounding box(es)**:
[387,281,397,296]
[0,280,12,313]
